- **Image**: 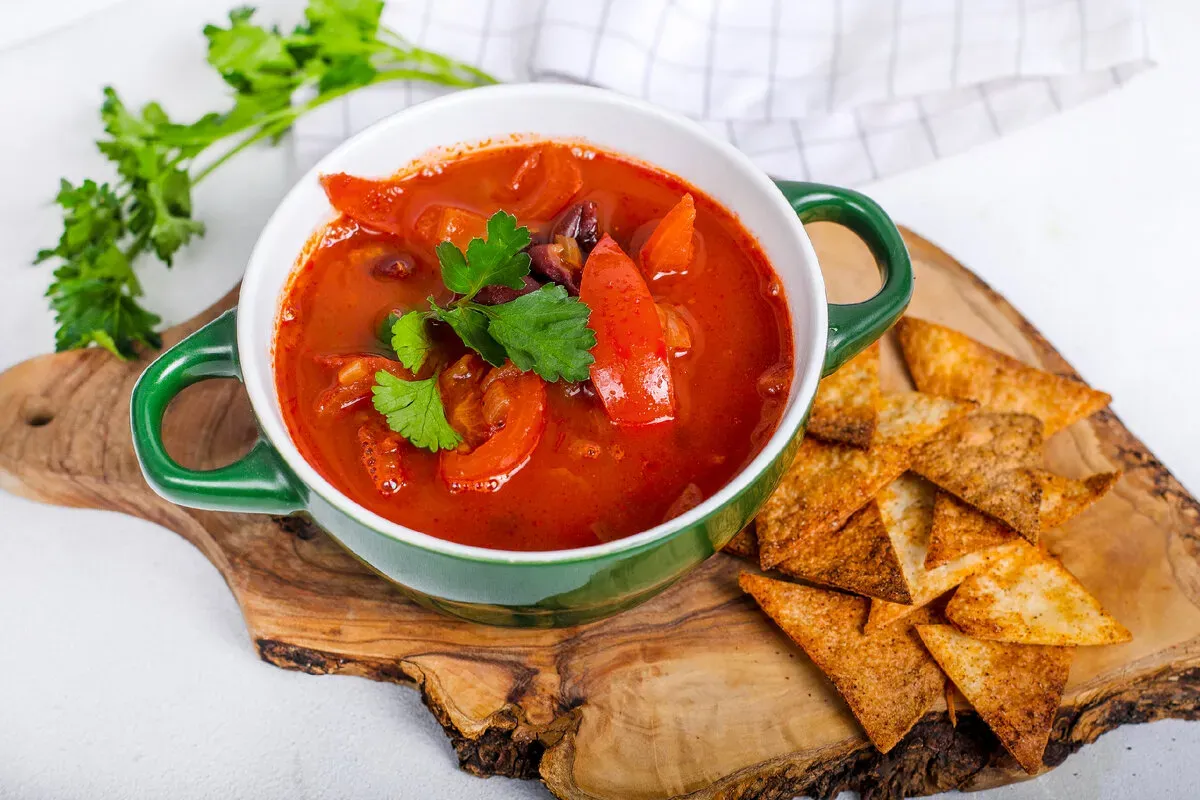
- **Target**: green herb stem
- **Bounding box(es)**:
[36,0,497,359]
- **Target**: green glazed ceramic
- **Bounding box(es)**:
[130,85,912,628]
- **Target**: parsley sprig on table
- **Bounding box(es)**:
[35,0,494,359]
[371,210,597,452]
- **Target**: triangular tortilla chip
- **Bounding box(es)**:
[778,502,912,603]
[925,491,1017,570]
[808,343,880,449]
[1039,470,1121,529]
[876,473,938,593]
[722,527,758,560]
[873,392,977,447]
[739,573,945,753]
[925,470,1121,569]
[896,317,1110,436]
[916,624,1073,774]
[722,514,911,603]
[757,393,975,568]
[945,539,1132,645]
[912,412,1044,540]
[865,481,1022,632]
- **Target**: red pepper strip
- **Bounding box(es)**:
[320,173,408,237]
[639,193,695,278]
[579,235,676,425]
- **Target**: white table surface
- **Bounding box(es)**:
[2,1,1199,798]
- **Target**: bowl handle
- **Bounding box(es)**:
[130,309,306,514]
[774,180,914,376]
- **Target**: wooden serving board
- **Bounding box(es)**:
[2,224,1199,799]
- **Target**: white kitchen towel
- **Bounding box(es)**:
[293,0,1153,186]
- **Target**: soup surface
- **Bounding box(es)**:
[275,140,793,551]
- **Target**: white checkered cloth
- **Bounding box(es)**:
[293,0,1153,187]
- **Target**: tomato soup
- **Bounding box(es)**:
[274,140,793,551]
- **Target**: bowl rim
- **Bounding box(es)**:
[237,83,827,565]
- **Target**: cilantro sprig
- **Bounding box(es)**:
[371,372,462,452]
[35,0,494,358]
[371,210,597,452]
[435,211,532,297]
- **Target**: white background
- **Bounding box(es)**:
[1,1,1198,798]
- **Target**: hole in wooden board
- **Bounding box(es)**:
[162,378,257,471]
[22,397,55,427]
[808,221,884,305]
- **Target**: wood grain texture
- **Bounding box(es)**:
[1,223,1198,800]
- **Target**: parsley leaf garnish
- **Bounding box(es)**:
[389,309,434,371]
[36,0,495,358]
[385,210,595,380]
[371,210,597,449]
[371,371,462,453]
[432,303,507,367]
[470,285,596,382]
[435,211,532,300]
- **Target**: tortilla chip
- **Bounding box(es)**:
[912,412,1044,540]
[945,539,1133,645]
[876,473,938,592]
[917,624,1072,774]
[757,393,975,568]
[723,514,911,603]
[784,501,913,602]
[925,470,1121,569]
[722,527,758,560]
[740,573,945,753]
[896,317,1111,436]
[1039,470,1121,529]
[808,343,880,449]
[874,392,978,448]
[925,491,1017,570]
[865,482,1022,633]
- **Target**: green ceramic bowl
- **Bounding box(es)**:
[130,85,912,627]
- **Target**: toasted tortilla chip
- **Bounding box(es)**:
[722,527,758,560]
[874,392,978,448]
[757,393,975,568]
[925,491,1017,570]
[896,317,1110,436]
[780,502,913,603]
[945,539,1132,645]
[945,681,958,728]
[723,513,911,603]
[865,482,1022,632]
[917,624,1073,774]
[925,470,1122,569]
[1039,470,1121,529]
[808,343,880,449]
[912,412,1044,540]
[740,573,945,753]
[876,473,938,592]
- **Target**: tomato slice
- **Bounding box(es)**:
[580,235,676,425]
[511,146,583,222]
[437,207,489,250]
[639,193,695,278]
[440,365,547,492]
[320,173,408,237]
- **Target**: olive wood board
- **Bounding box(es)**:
[2,223,1198,800]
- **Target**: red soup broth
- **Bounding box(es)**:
[274,141,793,551]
